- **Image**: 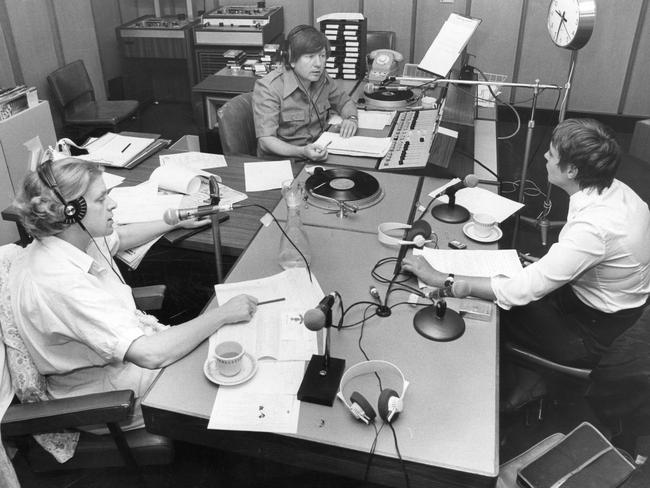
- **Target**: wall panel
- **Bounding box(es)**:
[267,0,310,32]
[0,22,16,87]
[363,0,414,63]
[91,0,124,93]
[622,4,650,117]
[53,0,106,100]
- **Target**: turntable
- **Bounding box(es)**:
[363,86,415,110]
[305,168,384,218]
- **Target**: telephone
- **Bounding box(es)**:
[368,49,403,83]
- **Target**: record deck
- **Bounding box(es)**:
[363,87,415,110]
[305,168,384,214]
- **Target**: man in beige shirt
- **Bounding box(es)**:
[253,25,358,160]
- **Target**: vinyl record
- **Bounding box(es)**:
[364,88,414,110]
[306,168,380,202]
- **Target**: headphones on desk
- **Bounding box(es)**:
[37,159,87,224]
[337,360,410,424]
[377,220,432,248]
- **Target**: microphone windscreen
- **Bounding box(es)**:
[304,308,326,331]
[464,174,480,188]
[452,281,471,298]
[163,208,180,226]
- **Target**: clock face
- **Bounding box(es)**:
[547,0,596,50]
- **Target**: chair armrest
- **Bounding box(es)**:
[505,342,592,380]
[132,285,166,311]
[1,390,135,437]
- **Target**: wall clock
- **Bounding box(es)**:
[547,0,596,50]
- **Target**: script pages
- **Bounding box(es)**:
[418,13,482,77]
[208,269,324,433]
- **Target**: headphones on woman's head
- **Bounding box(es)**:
[37,159,87,224]
[337,360,409,424]
[377,220,432,248]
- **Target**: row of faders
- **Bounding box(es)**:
[379,109,439,170]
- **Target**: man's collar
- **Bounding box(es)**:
[282,68,329,99]
[39,235,98,274]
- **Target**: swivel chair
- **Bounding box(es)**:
[47,60,139,140]
[216,92,257,157]
[0,244,173,479]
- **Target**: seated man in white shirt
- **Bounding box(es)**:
[402,118,650,411]
[9,157,258,431]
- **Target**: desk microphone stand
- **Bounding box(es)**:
[297,304,346,406]
[209,176,224,283]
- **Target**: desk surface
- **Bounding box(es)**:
[142,173,499,487]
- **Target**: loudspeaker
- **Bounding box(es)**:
[336,360,409,424]
[377,220,432,248]
[36,159,87,224]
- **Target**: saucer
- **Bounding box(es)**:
[463,222,503,243]
[204,352,258,386]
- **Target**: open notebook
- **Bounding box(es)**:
[315,132,391,158]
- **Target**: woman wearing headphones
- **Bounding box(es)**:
[253,24,358,161]
[9,157,258,430]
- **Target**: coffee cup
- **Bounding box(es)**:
[472,213,498,238]
[214,341,245,377]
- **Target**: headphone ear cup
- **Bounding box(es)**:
[405,220,431,242]
[63,196,87,224]
[378,388,401,423]
[350,391,376,423]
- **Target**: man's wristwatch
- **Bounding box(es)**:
[346,115,358,123]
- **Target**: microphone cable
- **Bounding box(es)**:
[234,203,313,283]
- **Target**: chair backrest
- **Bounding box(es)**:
[47,60,95,115]
[0,244,79,463]
[216,92,257,157]
[366,30,397,53]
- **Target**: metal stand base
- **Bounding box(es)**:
[432,204,470,224]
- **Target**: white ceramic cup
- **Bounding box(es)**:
[472,213,498,238]
[214,341,245,377]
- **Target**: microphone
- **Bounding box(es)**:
[432,174,479,199]
[428,281,471,300]
[364,83,411,94]
[431,174,479,224]
[304,292,337,331]
[163,203,233,226]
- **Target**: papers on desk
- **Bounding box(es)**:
[328,110,396,130]
[159,151,227,177]
[413,248,523,282]
[116,235,162,269]
[314,132,392,158]
[80,132,157,168]
[429,186,524,223]
[212,269,322,361]
[110,181,183,224]
[150,165,202,194]
[244,160,293,192]
[207,269,324,434]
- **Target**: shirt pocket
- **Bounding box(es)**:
[317,100,331,119]
[282,109,306,125]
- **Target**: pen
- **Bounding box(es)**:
[121,143,131,153]
[318,140,332,153]
[257,297,286,306]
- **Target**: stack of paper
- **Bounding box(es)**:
[315,132,392,158]
[81,133,167,168]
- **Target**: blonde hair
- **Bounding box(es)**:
[14,157,103,238]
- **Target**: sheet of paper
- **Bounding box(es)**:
[418,13,482,77]
[149,165,202,194]
[314,133,392,158]
[110,181,183,224]
[244,160,293,192]
[435,187,525,223]
[208,360,304,433]
[212,269,323,361]
[328,111,396,130]
[413,248,523,283]
[159,152,227,177]
[102,172,124,190]
[115,235,162,269]
[80,132,155,167]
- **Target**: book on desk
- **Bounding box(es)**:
[81,132,170,169]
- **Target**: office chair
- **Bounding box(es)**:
[216,92,257,157]
[0,244,173,476]
[366,30,397,53]
[47,60,139,140]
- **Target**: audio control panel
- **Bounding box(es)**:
[379,109,439,170]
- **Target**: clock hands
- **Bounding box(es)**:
[554,9,567,41]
